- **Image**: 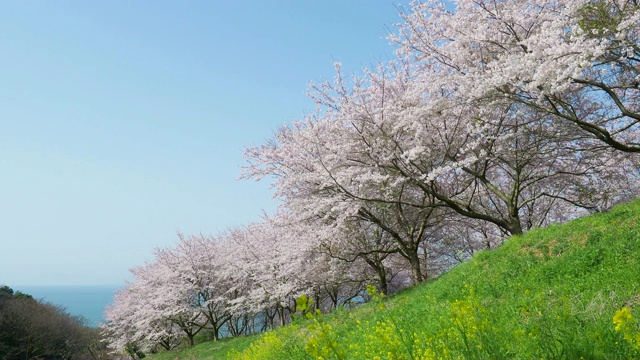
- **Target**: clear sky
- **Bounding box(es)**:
[0,1,408,286]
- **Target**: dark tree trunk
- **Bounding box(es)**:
[375,264,388,295]
[408,252,424,285]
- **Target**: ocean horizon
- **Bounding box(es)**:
[13,285,120,327]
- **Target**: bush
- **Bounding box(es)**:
[0,286,102,360]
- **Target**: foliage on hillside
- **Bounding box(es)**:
[0,286,111,360]
[150,199,640,359]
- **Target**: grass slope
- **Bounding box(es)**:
[145,334,258,360]
[151,200,640,359]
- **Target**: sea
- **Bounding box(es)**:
[14,285,120,328]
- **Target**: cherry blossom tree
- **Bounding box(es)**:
[102,264,186,355]
[227,214,370,320]
[243,62,455,284]
[393,0,640,152]
[153,235,229,342]
[220,219,307,329]
[244,55,635,292]
[317,219,399,295]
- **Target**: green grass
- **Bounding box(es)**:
[149,200,640,359]
[146,334,259,360]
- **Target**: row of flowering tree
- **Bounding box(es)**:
[103,0,640,355]
[102,219,384,354]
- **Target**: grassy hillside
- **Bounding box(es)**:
[144,334,258,360]
[150,200,640,359]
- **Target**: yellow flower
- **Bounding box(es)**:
[613,307,633,332]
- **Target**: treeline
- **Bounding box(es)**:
[0,286,111,360]
[103,0,640,356]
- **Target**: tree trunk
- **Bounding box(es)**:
[408,252,424,285]
[211,321,220,341]
[375,264,388,295]
[507,215,524,235]
[314,293,321,312]
[278,306,286,327]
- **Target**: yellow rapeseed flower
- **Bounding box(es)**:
[613,307,633,331]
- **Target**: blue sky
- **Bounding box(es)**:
[0,1,408,286]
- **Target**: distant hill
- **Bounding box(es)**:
[148,199,640,359]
